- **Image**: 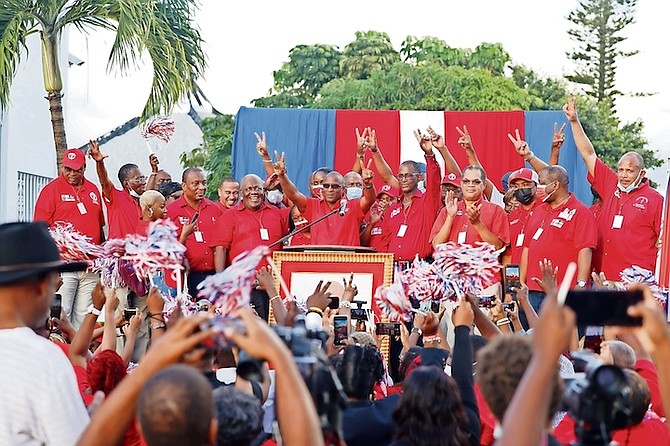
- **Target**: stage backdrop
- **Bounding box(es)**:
[232,107,592,205]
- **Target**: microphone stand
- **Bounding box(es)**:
[268,207,340,249]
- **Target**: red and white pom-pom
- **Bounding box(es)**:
[49,222,103,263]
[619,265,668,307]
[401,257,448,303]
[92,238,127,288]
[162,293,197,320]
[197,246,269,316]
[432,242,502,298]
[375,272,413,322]
[141,116,175,145]
[122,220,185,281]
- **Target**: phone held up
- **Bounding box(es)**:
[333,315,349,346]
[565,289,643,327]
[503,264,521,294]
[123,308,139,322]
[50,294,62,320]
[375,322,401,336]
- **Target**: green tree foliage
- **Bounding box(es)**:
[510,65,569,110]
[339,31,400,80]
[180,114,234,200]
[565,0,638,106]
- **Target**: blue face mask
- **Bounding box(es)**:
[417,180,426,193]
[617,171,642,194]
[346,187,363,200]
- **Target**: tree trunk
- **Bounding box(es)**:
[46,91,68,170]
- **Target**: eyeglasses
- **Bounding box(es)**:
[397,173,417,180]
[129,176,147,184]
[322,183,342,189]
[243,186,264,194]
[461,179,483,186]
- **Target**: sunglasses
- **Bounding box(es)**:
[322,183,342,189]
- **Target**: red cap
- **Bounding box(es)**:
[62,148,86,170]
[508,168,539,185]
[441,172,461,187]
[377,184,399,199]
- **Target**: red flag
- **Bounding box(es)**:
[657,172,670,288]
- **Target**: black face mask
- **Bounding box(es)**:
[513,187,535,205]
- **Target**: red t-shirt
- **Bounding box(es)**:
[588,158,663,279]
[379,155,442,261]
[166,197,222,272]
[212,202,289,266]
[302,197,365,246]
[474,384,496,446]
[553,411,669,446]
[34,175,105,244]
[523,194,597,291]
[636,359,665,417]
[504,201,539,265]
[104,187,142,239]
[215,200,230,214]
[429,198,510,248]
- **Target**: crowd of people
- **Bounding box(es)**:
[0,97,669,445]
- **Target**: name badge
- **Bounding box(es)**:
[516,233,525,247]
[532,228,544,240]
[457,231,467,244]
[397,224,408,237]
[194,231,204,242]
[612,215,624,229]
[260,228,269,240]
[77,202,88,215]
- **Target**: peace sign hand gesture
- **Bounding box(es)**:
[456,125,473,150]
[272,150,286,177]
[551,122,566,150]
[507,129,532,160]
[255,131,269,159]
[413,128,434,155]
[361,159,374,186]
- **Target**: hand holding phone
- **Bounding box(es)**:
[333,315,349,346]
[504,264,521,294]
[565,289,643,326]
[123,308,138,322]
[50,294,62,319]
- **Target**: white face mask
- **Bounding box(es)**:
[129,188,142,199]
[266,189,284,204]
[617,170,642,194]
[417,180,426,193]
[346,186,363,200]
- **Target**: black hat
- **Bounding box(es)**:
[0,222,88,285]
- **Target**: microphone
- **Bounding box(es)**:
[339,198,348,217]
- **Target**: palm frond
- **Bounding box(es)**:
[55,0,115,33]
[0,2,39,108]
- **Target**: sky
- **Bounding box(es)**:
[65,0,670,185]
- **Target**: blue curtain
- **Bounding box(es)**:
[524,110,592,205]
[232,107,336,194]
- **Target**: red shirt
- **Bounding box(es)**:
[215,200,230,214]
[588,158,663,279]
[505,201,539,265]
[303,197,365,246]
[429,198,510,247]
[636,359,665,417]
[379,155,441,261]
[212,202,289,266]
[553,411,670,446]
[34,175,105,244]
[365,219,392,252]
[104,187,142,239]
[523,194,597,291]
[167,197,222,272]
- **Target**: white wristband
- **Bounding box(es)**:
[87,305,101,316]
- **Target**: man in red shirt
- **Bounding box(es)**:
[167,168,222,297]
[430,165,509,250]
[521,165,597,312]
[34,148,105,328]
[216,177,240,213]
[564,97,663,280]
[212,174,290,320]
[274,154,376,247]
[502,168,540,266]
[360,185,399,251]
[377,131,442,263]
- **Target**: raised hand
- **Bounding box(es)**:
[465,203,482,225]
[91,281,106,310]
[532,258,558,294]
[355,127,368,156]
[255,131,269,159]
[342,273,358,302]
[452,296,474,328]
[507,129,532,159]
[413,128,434,155]
[272,150,286,177]
[456,125,473,150]
[146,286,165,315]
[88,139,108,162]
[361,159,374,187]
[445,190,458,217]
[149,153,160,172]
[427,125,446,150]
[256,266,275,292]
[551,122,567,150]
[305,280,333,310]
[369,204,382,225]
[562,96,578,122]
[365,127,378,152]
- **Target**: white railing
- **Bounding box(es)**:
[17,171,53,222]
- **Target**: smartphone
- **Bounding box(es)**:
[583,325,604,354]
[190,212,200,224]
[350,308,368,321]
[565,289,643,326]
[327,296,340,310]
[502,302,516,313]
[333,315,349,346]
[478,295,495,308]
[504,264,521,294]
[50,294,62,319]
[123,308,138,322]
[375,322,401,336]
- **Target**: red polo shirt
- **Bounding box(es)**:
[365,219,392,252]
[167,197,222,272]
[379,155,441,261]
[212,202,289,266]
[215,200,230,215]
[104,187,141,239]
[588,158,662,279]
[303,197,365,246]
[429,198,510,248]
[34,175,105,244]
[504,200,539,265]
[523,194,597,291]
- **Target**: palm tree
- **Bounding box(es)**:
[0,0,206,169]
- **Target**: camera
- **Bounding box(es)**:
[350,300,368,321]
[478,295,495,308]
[562,351,641,446]
[502,302,515,313]
[123,308,138,322]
